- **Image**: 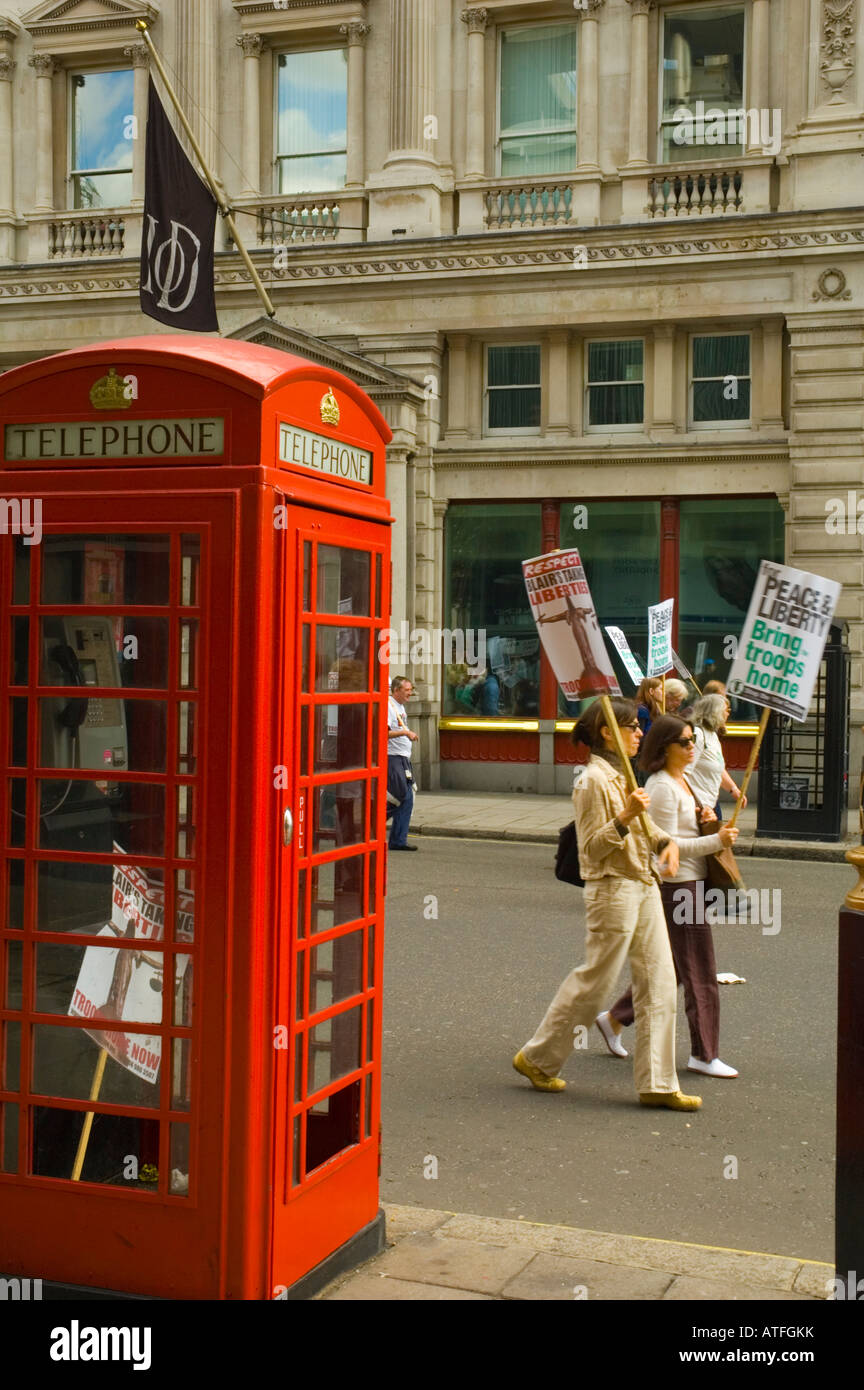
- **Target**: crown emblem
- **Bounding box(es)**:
[89,368,132,411]
[320,389,340,425]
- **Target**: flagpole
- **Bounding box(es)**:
[135,19,276,320]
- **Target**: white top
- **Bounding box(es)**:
[388,695,412,758]
[685,726,726,807]
[645,770,723,882]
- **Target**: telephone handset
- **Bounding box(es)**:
[41,619,128,773]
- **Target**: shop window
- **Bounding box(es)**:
[69,68,134,209]
[690,333,750,425]
[660,5,745,163]
[586,341,644,429]
[678,497,784,721]
[558,502,660,713]
[486,345,541,433]
[444,504,541,717]
[275,48,347,194]
[498,23,578,176]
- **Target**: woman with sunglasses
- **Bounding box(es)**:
[513,698,703,1111]
[596,715,740,1079]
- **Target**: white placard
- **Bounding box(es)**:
[605,626,644,687]
[647,599,675,677]
[522,550,621,700]
[726,561,841,721]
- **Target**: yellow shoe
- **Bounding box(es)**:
[512,1050,566,1092]
[639,1090,702,1111]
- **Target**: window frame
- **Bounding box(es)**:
[657,1,748,165]
[484,343,543,437]
[689,331,752,429]
[273,43,348,197]
[66,63,134,212]
[584,337,646,433]
[496,19,579,178]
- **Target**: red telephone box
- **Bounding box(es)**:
[0,336,393,1299]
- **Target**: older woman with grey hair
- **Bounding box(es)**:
[687,692,746,820]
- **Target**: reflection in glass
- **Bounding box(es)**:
[32,1106,159,1189]
[295,951,305,1021]
[313,781,365,853]
[179,621,199,690]
[170,1124,190,1195]
[296,868,307,938]
[70,69,133,209]
[303,541,312,612]
[180,536,201,607]
[4,940,22,1008]
[367,851,377,917]
[39,699,166,773]
[35,942,164,1025]
[174,954,193,1025]
[316,546,370,616]
[176,784,196,859]
[0,1103,18,1172]
[310,930,363,1014]
[41,535,171,606]
[176,869,195,943]
[292,1114,302,1186]
[315,627,369,692]
[375,553,382,618]
[178,701,197,775]
[314,704,367,772]
[33,1025,161,1108]
[9,779,26,847]
[367,921,375,989]
[172,1038,191,1112]
[2,1021,20,1090]
[13,537,30,605]
[310,856,363,933]
[7,859,24,931]
[38,782,165,858]
[10,698,27,767]
[309,1004,361,1095]
[12,617,29,685]
[301,625,310,692]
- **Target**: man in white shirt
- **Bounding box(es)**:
[387,676,419,850]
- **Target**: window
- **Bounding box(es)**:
[498,23,578,176]
[276,48,347,194]
[586,341,644,428]
[660,5,745,163]
[691,334,750,425]
[69,68,133,209]
[486,346,541,432]
[444,504,541,717]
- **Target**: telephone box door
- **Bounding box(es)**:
[271,505,389,1290]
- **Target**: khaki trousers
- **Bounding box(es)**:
[521,877,679,1095]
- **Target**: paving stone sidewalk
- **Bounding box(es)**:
[409,791,859,863]
[318,1205,834,1302]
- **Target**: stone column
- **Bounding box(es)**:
[746,0,771,152]
[28,54,58,213]
[546,331,571,435]
[176,0,217,171]
[123,43,149,206]
[0,55,15,218]
[625,0,655,167]
[652,324,676,433]
[576,0,604,171]
[339,22,371,187]
[445,333,470,438]
[760,320,785,429]
[461,7,488,179]
[386,0,435,170]
[235,34,262,196]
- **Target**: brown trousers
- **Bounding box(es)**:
[609,880,719,1063]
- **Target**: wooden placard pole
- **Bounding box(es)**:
[598,693,651,845]
[727,706,770,830]
[71,1047,108,1181]
[661,675,666,713]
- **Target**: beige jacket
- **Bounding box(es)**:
[573,753,671,885]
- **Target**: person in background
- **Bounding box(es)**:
[689,692,746,822]
[387,676,419,851]
[478,664,500,714]
[513,697,702,1112]
[635,677,662,735]
[664,679,689,715]
[596,715,740,1079]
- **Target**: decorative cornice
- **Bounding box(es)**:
[0,54,16,80]
[236,32,263,57]
[435,449,789,471]
[339,21,370,45]
[22,1,159,40]
[233,0,365,13]
[460,8,488,36]
[122,41,149,67]
[626,0,655,13]
[0,15,21,44]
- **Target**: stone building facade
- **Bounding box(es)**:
[0,0,862,800]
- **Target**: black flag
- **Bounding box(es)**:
[140,80,218,332]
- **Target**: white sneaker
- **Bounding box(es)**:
[687,1056,738,1078]
[596,1011,628,1058]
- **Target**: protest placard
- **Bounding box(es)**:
[605,626,644,687]
[522,550,621,699]
[646,599,675,677]
[726,561,841,721]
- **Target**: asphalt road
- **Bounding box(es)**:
[380,837,843,1264]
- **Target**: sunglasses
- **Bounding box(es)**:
[674,736,696,747]
[620,721,640,731]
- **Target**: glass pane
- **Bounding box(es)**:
[72,172,133,210]
[295,949,306,1021]
[292,1114,302,1186]
[7,859,24,930]
[174,953,193,1026]
[375,553,382,619]
[38,783,165,858]
[32,1106,159,1188]
[71,70,134,174]
[488,388,541,430]
[9,698,27,766]
[3,940,22,1008]
[176,869,195,943]
[314,704,367,772]
[309,1004,361,1094]
[296,867,307,938]
[315,627,370,691]
[36,942,164,1023]
[303,542,312,611]
[367,852,377,918]
[310,930,363,1014]
[8,779,25,847]
[678,497,785,721]
[588,341,643,383]
[276,47,347,171]
[367,921,375,988]
[366,998,374,1062]
[488,345,541,388]
[444,503,541,716]
[300,705,309,776]
[500,23,577,142]
[661,6,745,121]
[278,153,346,195]
[558,502,660,713]
[499,131,577,177]
[301,625,311,692]
[305,1078,361,1175]
[180,536,201,607]
[32,1025,162,1106]
[316,546,370,616]
[313,781,366,853]
[170,1123,190,1195]
[178,701,197,775]
[295,1032,303,1103]
[37,861,165,938]
[172,1038,191,1112]
[693,334,750,379]
[587,384,644,427]
[365,1076,372,1140]
[11,617,29,685]
[310,856,363,934]
[179,620,199,690]
[176,784,197,859]
[0,1102,18,1172]
[2,1021,20,1090]
[38,617,168,689]
[371,702,379,766]
[693,379,750,422]
[41,536,170,606]
[13,537,30,605]
[39,698,166,773]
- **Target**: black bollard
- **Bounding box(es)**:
[836,850,864,1296]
